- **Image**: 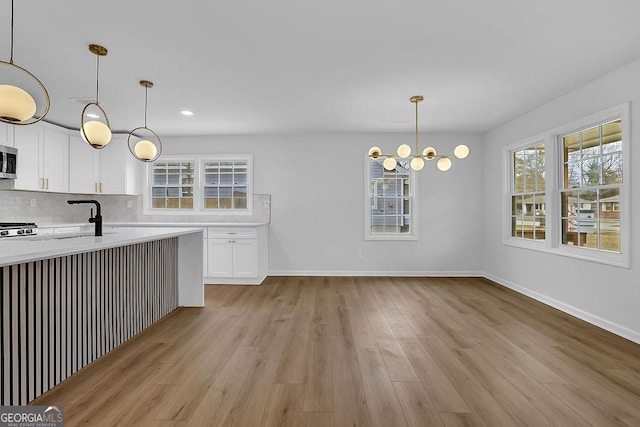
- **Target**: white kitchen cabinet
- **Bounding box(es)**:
[11,124,68,192]
[69,134,139,195]
[12,125,41,190]
[41,128,69,192]
[0,122,10,147]
[205,226,267,285]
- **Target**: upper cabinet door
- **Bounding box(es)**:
[69,135,98,194]
[98,137,127,194]
[13,125,42,191]
[42,128,69,192]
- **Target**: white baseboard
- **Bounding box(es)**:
[483,272,640,345]
[267,270,486,277]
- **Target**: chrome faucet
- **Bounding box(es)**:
[67,199,102,236]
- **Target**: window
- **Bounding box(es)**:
[203,160,249,210]
[560,119,622,252]
[151,161,195,209]
[365,157,417,240]
[511,143,545,241]
[145,155,253,214]
[503,103,629,267]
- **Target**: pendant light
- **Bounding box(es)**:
[127,80,162,162]
[0,0,50,125]
[80,44,112,149]
[368,95,469,171]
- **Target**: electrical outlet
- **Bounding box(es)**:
[264,200,270,208]
[127,200,133,208]
[30,198,36,207]
[356,251,363,260]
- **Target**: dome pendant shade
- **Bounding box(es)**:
[128,80,162,162]
[80,102,111,148]
[0,84,35,121]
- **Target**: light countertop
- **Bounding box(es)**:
[37,221,269,229]
[0,227,204,267]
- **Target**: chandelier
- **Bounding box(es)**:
[368,96,469,171]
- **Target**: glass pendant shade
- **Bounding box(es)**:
[0,84,35,121]
[368,146,382,158]
[423,147,436,159]
[128,80,162,162]
[383,156,397,170]
[410,157,424,171]
[454,144,470,159]
[397,144,412,158]
[437,157,452,171]
[81,103,111,148]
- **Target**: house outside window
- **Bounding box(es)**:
[510,143,545,241]
[365,157,417,240]
[560,119,622,252]
[503,104,629,267]
[146,155,253,215]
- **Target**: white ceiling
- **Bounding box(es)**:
[4,0,640,136]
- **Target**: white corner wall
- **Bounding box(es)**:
[483,58,640,343]
[162,132,484,276]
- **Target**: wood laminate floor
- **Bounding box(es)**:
[33,277,640,426]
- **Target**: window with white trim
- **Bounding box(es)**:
[503,104,629,267]
[145,155,253,214]
[151,161,195,209]
[560,119,622,252]
[365,157,417,240]
[510,143,545,241]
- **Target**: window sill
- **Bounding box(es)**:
[503,237,629,268]
[366,233,418,241]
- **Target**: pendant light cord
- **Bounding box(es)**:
[144,86,148,128]
[9,0,14,63]
[95,53,100,104]
[415,98,419,153]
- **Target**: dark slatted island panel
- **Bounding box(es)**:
[0,237,179,405]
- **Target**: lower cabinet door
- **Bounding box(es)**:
[233,238,258,278]
[207,238,234,277]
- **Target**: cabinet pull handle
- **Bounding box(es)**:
[94,183,98,193]
[228,232,237,235]
[40,178,45,189]
[99,182,103,193]
[45,178,49,189]
[228,240,232,243]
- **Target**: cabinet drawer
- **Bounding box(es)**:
[207,228,257,239]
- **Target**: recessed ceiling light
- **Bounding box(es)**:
[181,110,194,116]
[85,113,100,119]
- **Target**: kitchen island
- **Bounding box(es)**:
[0,227,204,405]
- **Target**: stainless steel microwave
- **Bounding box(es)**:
[0,144,17,179]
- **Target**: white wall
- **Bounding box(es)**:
[483,58,640,343]
[162,132,484,275]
